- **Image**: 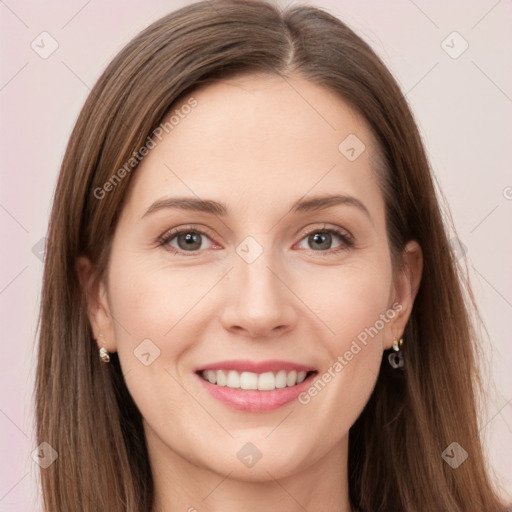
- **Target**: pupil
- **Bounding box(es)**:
[309,232,331,250]
[178,232,201,250]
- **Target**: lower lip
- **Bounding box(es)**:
[195,372,316,412]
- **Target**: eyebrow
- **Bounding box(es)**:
[142,197,227,218]
[290,194,370,218]
[142,194,371,220]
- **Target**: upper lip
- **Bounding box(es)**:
[195,359,316,374]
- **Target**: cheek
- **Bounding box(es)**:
[290,259,393,432]
[106,259,217,435]
[293,257,394,350]
[106,254,226,412]
[108,255,212,346]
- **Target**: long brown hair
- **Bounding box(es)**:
[36,1,508,510]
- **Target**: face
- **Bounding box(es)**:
[82,74,420,483]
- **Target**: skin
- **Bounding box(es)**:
[78,73,422,512]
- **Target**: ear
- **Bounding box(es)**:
[384,240,423,349]
[76,256,117,353]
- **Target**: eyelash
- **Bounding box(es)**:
[157,225,354,257]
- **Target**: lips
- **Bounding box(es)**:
[194,359,317,412]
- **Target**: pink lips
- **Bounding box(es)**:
[194,359,317,412]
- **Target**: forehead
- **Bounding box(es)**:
[123,73,384,220]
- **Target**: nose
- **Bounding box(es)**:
[219,254,298,339]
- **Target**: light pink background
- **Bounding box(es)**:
[1,1,511,509]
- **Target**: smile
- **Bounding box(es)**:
[195,360,318,412]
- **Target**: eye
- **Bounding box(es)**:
[158,225,353,256]
[159,227,216,254]
[296,227,353,253]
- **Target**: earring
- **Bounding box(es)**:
[388,336,404,369]
[97,334,110,363]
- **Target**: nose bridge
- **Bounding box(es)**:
[220,243,297,337]
[241,254,282,306]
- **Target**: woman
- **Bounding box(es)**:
[35,0,509,510]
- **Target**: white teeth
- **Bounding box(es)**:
[216,370,227,386]
[226,370,240,388]
[240,371,258,390]
[258,372,275,391]
[201,369,311,391]
[275,370,287,389]
[286,370,297,386]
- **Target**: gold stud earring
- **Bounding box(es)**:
[98,334,110,363]
[392,336,403,352]
[388,336,404,369]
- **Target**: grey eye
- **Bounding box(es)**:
[173,232,205,251]
[308,232,333,250]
